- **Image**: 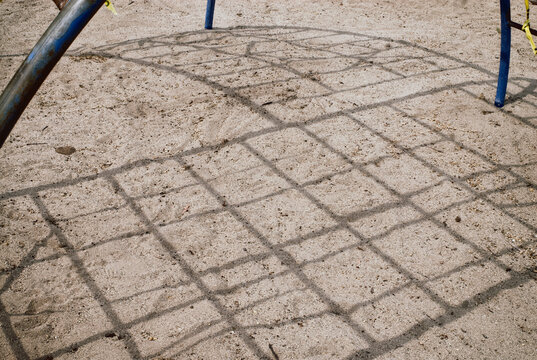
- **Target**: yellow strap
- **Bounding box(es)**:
[523,0,537,54]
[104,0,118,15]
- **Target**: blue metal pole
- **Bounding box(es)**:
[495,0,511,107]
[205,0,216,29]
[0,0,106,148]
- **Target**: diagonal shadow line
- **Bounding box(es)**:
[143,287,307,360]
[8,154,522,283]
[0,151,522,290]
[31,195,143,360]
[189,42,338,94]
[0,231,53,295]
[237,117,534,345]
[27,195,536,318]
[0,231,52,360]
[173,157,380,346]
[212,31,410,86]
[420,57,445,70]
[236,25,537,127]
[336,103,537,232]
[1,23,532,358]
[239,31,471,84]
[458,84,537,124]
[324,112,525,269]
[0,80,503,205]
[0,300,30,360]
[82,25,537,127]
[345,179,526,224]
[160,53,243,70]
[0,53,31,58]
[3,69,472,201]
[228,61,464,97]
[203,62,275,81]
[4,309,62,318]
[458,161,537,181]
[296,39,396,53]
[503,77,537,104]
[0,35,527,204]
[171,268,537,360]
[12,197,532,355]
[345,268,537,359]
[240,142,456,311]
[385,105,537,232]
[35,281,301,360]
[264,65,467,106]
[105,175,273,359]
[156,240,536,360]
[28,218,535,360]
[230,33,408,81]
[52,203,128,223]
[497,201,537,209]
[0,139,444,276]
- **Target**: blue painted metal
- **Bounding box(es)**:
[0,0,105,147]
[205,0,216,29]
[495,0,511,107]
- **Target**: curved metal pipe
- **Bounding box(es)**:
[0,0,105,148]
[495,0,511,107]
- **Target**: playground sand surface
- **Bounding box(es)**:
[1,0,537,359]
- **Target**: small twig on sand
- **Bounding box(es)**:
[26,142,47,146]
[268,344,280,360]
[180,205,191,217]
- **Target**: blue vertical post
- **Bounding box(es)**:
[495,0,511,107]
[0,0,106,147]
[205,0,216,29]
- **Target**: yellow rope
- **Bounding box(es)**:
[522,0,537,54]
[104,0,117,15]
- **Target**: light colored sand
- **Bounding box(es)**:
[1,0,536,359]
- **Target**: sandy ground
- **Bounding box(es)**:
[0,0,537,359]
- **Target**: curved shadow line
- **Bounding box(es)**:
[1,25,536,360]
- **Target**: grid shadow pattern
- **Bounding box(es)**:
[1,26,537,359]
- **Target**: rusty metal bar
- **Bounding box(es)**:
[52,0,70,10]
[0,0,105,147]
[508,20,537,36]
